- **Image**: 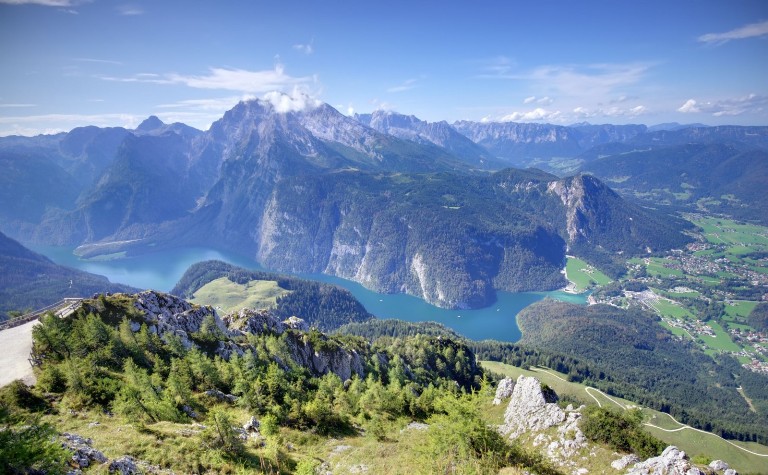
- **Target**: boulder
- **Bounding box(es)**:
[108,456,140,475]
[61,432,107,469]
[204,389,238,403]
[612,454,640,470]
[626,446,705,475]
[283,316,309,332]
[493,377,515,405]
[709,460,729,472]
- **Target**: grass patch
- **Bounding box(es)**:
[191,277,290,314]
[700,321,741,353]
[648,297,695,320]
[565,257,611,291]
[725,301,758,319]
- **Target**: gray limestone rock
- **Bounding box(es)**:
[626,446,704,475]
[500,376,566,438]
[612,454,640,470]
[61,432,107,469]
[108,456,140,474]
[709,460,729,472]
[493,377,515,405]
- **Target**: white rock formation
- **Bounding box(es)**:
[493,377,515,405]
[500,376,588,469]
[626,446,704,475]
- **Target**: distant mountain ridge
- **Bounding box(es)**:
[0,99,703,308]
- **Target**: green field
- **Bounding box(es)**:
[648,296,695,319]
[694,217,768,247]
[630,257,684,278]
[700,321,742,353]
[566,257,611,291]
[190,277,290,314]
[480,361,768,473]
[725,301,759,319]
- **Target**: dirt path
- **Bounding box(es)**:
[0,319,38,387]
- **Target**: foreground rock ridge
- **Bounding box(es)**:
[500,375,720,475]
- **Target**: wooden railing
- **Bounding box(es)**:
[0,298,82,331]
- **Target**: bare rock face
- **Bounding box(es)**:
[493,377,515,405]
[626,446,705,475]
[501,376,566,438]
[285,332,365,381]
[283,316,309,332]
[132,290,224,348]
[108,455,140,474]
[500,376,588,470]
[612,454,640,470]
[708,460,729,472]
[224,308,286,335]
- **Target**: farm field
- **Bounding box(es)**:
[566,256,611,291]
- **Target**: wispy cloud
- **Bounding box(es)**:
[74,57,123,65]
[678,93,768,116]
[293,39,314,55]
[117,4,143,15]
[0,103,37,108]
[476,56,516,77]
[387,78,418,93]
[522,96,553,106]
[0,0,83,5]
[698,20,768,45]
[101,65,314,94]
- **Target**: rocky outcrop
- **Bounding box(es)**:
[131,290,225,348]
[501,376,566,438]
[61,432,107,470]
[225,308,287,335]
[284,332,366,381]
[708,460,729,472]
[612,454,640,470]
[500,376,587,470]
[493,377,515,405]
[626,446,704,475]
[109,456,140,475]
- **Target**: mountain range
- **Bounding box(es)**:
[3,98,765,307]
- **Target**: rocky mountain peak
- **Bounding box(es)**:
[136,115,165,133]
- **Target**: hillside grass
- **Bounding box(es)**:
[190,277,290,314]
[480,361,768,474]
[565,257,611,291]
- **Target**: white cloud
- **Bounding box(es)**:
[292,40,314,55]
[536,96,553,106]
[500,108,561,122]
[572,105,648,119]
[387,78,418,93]
[117,4,143,15]
[677,99,700,113]
[677,94,768,116]
[157,96,244,112]
[263,88,321,113]
[523,96,536,104]
[698,20,768,45]
[101,65,313,94]
[0,103,36,108]
[74,57,123,65]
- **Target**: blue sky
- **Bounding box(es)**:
[0,0,766,136]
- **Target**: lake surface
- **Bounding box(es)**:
[29,245,587,342]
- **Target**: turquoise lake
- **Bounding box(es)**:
[29,245,587,342]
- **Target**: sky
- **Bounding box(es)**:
[0,0,767,136]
